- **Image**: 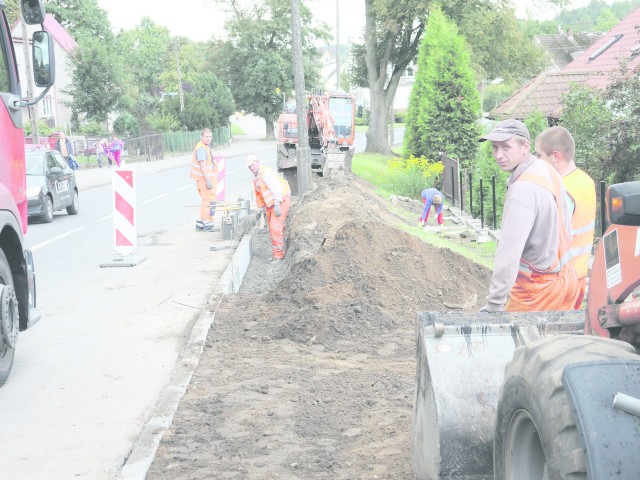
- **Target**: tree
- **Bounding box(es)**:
[64,37,123,123]
[362,0,429,154]
[116,18,173,96]
[45,0,113,42]
[403,7,479,166]
[4,0,20,26]
[212,0,326,138]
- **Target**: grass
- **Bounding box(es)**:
[231,123,246,136]
[352,151,496,269]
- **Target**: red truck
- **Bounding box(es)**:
[0,0,55,385]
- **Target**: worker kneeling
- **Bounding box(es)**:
[479,119,579,312]
[247,155,291,262]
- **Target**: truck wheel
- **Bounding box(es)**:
[66,189,79,215]
[0,250,17,386]
[494,335,637,480]
[42,195,54,223]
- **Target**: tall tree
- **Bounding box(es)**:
[403,7,479,166]
[64,37,123,123]
[212,0,326,138]
[45,0,113,42]
[4,0,20,26]
[363,0,429,154]
[116,17,173,96]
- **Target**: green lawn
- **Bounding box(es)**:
[352,151,496,268]
[231,123,246,136]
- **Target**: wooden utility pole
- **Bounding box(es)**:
[291,0,311,194]
[20,18,38,141]
[335,0,340,91]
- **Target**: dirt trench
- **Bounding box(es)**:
[147,172,492,479]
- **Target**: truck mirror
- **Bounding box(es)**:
[21,0,46,25]
[32,31,55,88]
[607,181,640,226]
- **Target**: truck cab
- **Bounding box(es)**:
[0,0,55,385]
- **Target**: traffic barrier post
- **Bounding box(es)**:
[100,169,146,267]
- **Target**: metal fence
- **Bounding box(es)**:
[442,154,609,237]
[25,126,231,163]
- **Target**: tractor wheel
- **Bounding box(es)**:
[494,335,637,480]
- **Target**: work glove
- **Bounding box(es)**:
[206,179,213,190]
[274,203,282,217]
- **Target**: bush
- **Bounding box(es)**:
[387,154,444,198]
[394,110,407,124]
[113,111,141,138]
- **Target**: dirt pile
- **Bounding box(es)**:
[147,172,492,479]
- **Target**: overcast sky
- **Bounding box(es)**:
[94,0,603,43]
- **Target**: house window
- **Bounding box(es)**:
[40,95,52,116]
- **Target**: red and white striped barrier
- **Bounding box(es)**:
[112,169,137,255]
[215,153,225,201]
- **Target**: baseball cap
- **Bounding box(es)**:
[246,154,259,167]
[479,119,530,143]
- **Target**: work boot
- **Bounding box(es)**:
[195,220,205,231]
[201,221,214,232]
[271,257,284,263]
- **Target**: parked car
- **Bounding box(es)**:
[26,149,80,223]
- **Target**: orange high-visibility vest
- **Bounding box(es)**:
[506,162,578,311]
[564,168,596,280]
[253,166,291,208]
[190,141,216,180]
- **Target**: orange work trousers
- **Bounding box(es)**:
[266,196,290,259]
[196,178,216,222]
[505,263,579,312]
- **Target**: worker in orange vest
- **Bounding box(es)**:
[535,126,596,309]
[479,119,579,312]
[246,155,291,262]
[190,128,217,231]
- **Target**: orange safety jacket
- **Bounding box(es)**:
[563,168,596,280]
[190,141,216,180]
[506,162,578,311]
[253,166,291,208]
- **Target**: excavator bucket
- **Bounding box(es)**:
[322,148,353,176]
[412,310,584,479]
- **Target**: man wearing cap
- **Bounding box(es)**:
[480,119,579,312]
[247,155,291,262]
[419,188,444,227]
[535,126,596,309]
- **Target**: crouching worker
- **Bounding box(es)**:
[246,155,291,262]
[419,188,444,227]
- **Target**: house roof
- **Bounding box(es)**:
[491,71,594,119]
[536,31,603,70]
[12,14,78,53]
[491,7,640,119]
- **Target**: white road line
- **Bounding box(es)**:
[97,215,112,222]
[143,194,168,204]
[30,227,85,252]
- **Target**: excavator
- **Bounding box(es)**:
[276,91,355,194]
[413,181,640,479]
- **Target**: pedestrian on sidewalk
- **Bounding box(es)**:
[535,126,596,309]
[479,119,579,312]
[107,136,124,168]
[55,132,78,170]
[246,155,291,261]
[419,188,444,226]
[190,128,217,232]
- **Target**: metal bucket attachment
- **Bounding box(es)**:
[412,310,584,479]
[322,149,353,175]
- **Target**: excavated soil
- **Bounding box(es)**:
[147,172,492,479]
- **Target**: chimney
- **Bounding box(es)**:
[567,29,574,42]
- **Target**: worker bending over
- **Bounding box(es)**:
[535,126,596,309]
[479,119,579,312]
[247,155,291,262]
[419,188,444,227]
